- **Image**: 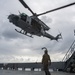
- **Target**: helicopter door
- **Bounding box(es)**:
[26,16,31,25]
[31,19,41,32]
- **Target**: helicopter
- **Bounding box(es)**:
[8,0,75,41]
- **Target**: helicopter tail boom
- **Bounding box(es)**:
[43,32,62,41]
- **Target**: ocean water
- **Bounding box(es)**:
[0,70,75,75]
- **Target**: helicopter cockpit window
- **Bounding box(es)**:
[20,13,27,22]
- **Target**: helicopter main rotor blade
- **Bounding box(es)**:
[37,2,75,16]
[19,0,35,15]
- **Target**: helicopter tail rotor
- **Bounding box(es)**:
[55,33,62,41]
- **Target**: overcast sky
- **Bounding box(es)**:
[0,0,75,63]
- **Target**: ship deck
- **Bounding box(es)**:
[0,70,75,75]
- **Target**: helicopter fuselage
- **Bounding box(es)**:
[8,13,50,37]
[7,0,75,40]
[8,13,62,40]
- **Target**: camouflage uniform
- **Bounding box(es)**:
[42,50,51,75]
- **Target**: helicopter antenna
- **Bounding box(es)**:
[19,0,36,16]
[37,2,75,16]
[18,10,21,14]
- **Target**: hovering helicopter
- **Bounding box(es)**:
[8,0,75,41]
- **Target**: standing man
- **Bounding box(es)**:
[42,47,51,75]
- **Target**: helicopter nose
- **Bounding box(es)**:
[8,14,19,24]
[8,14,13,22]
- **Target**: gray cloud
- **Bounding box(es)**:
[0,0,75,62]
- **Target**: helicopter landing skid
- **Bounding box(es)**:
[15,29,33,38]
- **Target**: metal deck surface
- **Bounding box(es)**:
[0,70,75,75]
